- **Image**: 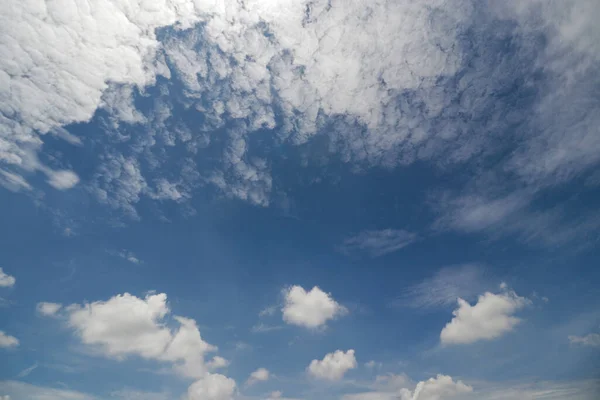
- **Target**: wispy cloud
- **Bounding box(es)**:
[340,229,418,257]
[396,264,487,309]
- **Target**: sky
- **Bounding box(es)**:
[1,0,600,399]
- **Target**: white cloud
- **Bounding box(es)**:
[259,306,277,317]
[110,389,170,400]
[340,230,418,257]
[440,288,530,345]
[0,331,19,348]
[365,361,382,369]
[251,323,284,333]
[282,285,347,329]
[0,0,206,190]
[247,368,270,385]
[36,302,63,317]
[569,333,600,348]
[186,374,236,400]
[207,356,230,371]
[0,381,95,400]
[307,349,357,381]
[0,268,15,287]
[67,293,221,379]
[343,374,471,400]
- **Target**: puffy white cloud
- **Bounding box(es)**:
[307,349,357,381]
[0,268,15,287]
[406,375,472,400]
[36,302,63,317]
[282,285,347,329]
[207,356,230,370]
[440,288,530,345]
[569,333,600,348]
[67,293,217,378]
[340,230,418,257]
[343,374,471,400]
[0,331,19,348]
[247,368,270,385]
[186,374,236,400]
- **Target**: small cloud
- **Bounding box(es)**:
[109,249,142,264]
[36,302,63,317]
[251,323,284,333]
[307,349,357,381]
[0,331,19,348]
[364,360,382,369]
[259,305,277,317]
[45,169,80,190]
[568,333,600,348]
[440,286,530,345]
[17,363,38,378]
[282,285,347,329]
[207,356,230,370]
[340,229,418,257]
[246,367,270,385]
[0,268,16,288]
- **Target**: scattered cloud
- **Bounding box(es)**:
[568,333,600,348]
[36,302,63,317]
[0,331,19,349]
[259,306,277,317]
[0,268,15,288]
[0,381,95,400]
[110,389,170,400]
[340,230,418,257]
[251,323,284,334]
[246,368,270,385]
[16,363,37,378]
[343,374,471,400]
[398,264,487,309]
[64,292,235,397]
[282,286,347,329]
[185,374,236,400]
[440,287,530,345]
[365,361,383,369]
[307,349,357,381]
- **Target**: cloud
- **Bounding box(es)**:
[0,0,206,190]
[365,361,382,369]
[251,323,284,334]
[16,363,37,378]
[398,264,486,309]
[0,268,15,287]
[568,333,600,348]
[36,302,63,317]
[340,230,418,257]
[110,249,142,264]
[110,389,170,400]
[0,381,95,400]
[440,287,530,345]
[186,374,236,400]
[307,349,357,381]
[207,356,230,371]
[247,368,270,385]
[0,331,18,349]
[282,286,347,329]
[343,374,471,400]
[259,306,277,317]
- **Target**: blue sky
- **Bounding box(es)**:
[1,1,600,399]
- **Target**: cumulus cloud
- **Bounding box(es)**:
[282,285,347,329]
[568,333,600,348]
[0,268,15,287]
[343,374,471,400]
[247,368,270,385]
[0,331,19,348]
[65,292,235,397]
[440,287,530,345]
[186,374,236,400]
[36,302,63,317]
[307,349,357,381]
[340,230,418,257]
